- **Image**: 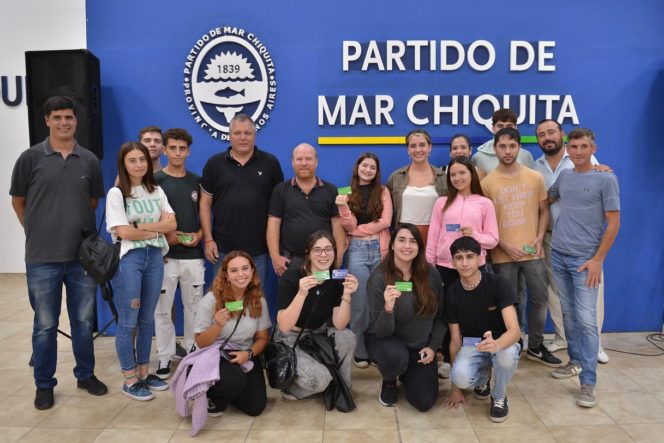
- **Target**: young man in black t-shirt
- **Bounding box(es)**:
[443,236,520,423]
[153,128,205,379]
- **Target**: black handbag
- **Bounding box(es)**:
[263,287,322,390]
[78,192,126,285]
[299,331,356,412]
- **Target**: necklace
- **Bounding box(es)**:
[460,272,482,291]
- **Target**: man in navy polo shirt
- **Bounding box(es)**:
[199,114,284,284]
[267,143,346,276]
[10,96,108,410]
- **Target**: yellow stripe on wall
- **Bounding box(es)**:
[318,136,405,145]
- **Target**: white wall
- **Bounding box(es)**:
[1,0,87,272]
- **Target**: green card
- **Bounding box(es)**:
[522,245,537,255]
[177,233,194,243]
[395,281,413,292]
[337,186,352,196]
[225,300,244,312]
[313,270,330,282]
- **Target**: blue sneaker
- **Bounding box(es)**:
[140,374,169,391]
[122,382,154,401]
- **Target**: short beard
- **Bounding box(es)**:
[541,141,564,157]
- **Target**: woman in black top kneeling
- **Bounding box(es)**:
[366,223,446,411]
[276,231,359,401]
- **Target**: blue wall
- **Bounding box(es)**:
[87,0,664,332]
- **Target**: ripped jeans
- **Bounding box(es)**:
[113,246,164,371]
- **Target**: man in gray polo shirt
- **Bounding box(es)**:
[10,96,108,410]
[534,119,609,363]
[548,128,620,408]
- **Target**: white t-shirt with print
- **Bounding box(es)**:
[106,186,174,258]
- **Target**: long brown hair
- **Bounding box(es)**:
[301,231,337,275]
[348,152,383,222]
[210,251,263,318]
[443,156,484,213]
[116,141,156,198]
[383,223,437,316]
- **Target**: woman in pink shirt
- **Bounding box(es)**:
[426,156,499,288]
[336,152,392,368]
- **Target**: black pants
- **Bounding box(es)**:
[365,334,438,412]
[206,356,267,416]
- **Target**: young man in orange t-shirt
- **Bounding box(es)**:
[481,128,561,368]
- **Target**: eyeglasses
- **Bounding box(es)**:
[311,247,334,256]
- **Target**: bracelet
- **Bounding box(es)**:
[341,296,351,304]
[245,349,254,360]
[205,239,215,244]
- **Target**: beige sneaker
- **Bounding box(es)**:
[577,384,597,408]
[552,362,582,379]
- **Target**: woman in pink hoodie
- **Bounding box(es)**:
[336,152,393,368]
[426,156,499,288]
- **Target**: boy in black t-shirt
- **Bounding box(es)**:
[153,128,205,379]
[443,236,520,423]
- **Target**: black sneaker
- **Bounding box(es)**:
[489,396,509,423]
[156,361,172,380]
[518,338,524,353]
[77,375,108,396]
[378,379,397,407]
[174,341,188,360]
[34,387,54,410]
[207,398,224,417]
[474,378,491,400]
[526,344,563,368]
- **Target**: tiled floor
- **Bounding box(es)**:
[0,273,663,442]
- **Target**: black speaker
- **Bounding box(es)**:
[25,49,103,159]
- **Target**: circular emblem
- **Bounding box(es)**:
[183,26,277,140]
[191,190,198,203]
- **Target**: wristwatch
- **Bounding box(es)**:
[245,349,254,360]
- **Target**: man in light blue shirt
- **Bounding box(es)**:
[533,119,609,364]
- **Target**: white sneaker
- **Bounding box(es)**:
[598,348,609,364]
[546,341,568,353]
[438,362,451,379]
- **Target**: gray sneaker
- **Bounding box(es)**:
[552,362,582,379]
[577,384,597,408]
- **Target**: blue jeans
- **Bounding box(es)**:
[450,343,520,400]
[346,238,381,360]
[213,252,269,288]
[113,247,164,371]
[26,260,97,388]
[551,249,599,386]
[492,259,549,349]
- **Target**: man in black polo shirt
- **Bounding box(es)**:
[199,114,284,284]
[10,96,108,410]
[267,143,345,276]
